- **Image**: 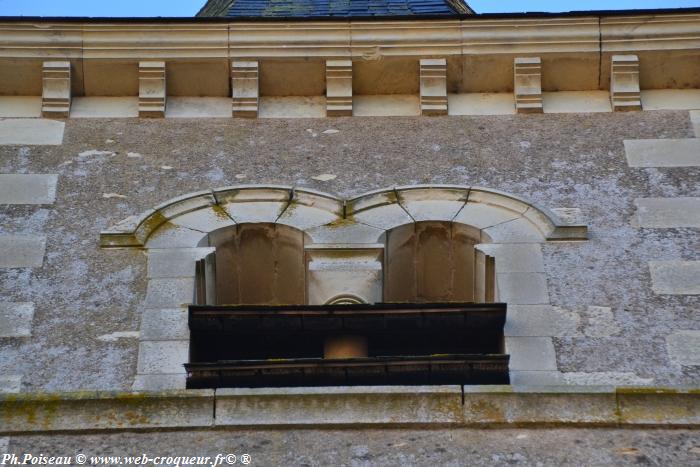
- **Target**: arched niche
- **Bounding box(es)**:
[204,223,306,306]
[385,221,493,303]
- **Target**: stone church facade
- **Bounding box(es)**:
[0,0,699,464]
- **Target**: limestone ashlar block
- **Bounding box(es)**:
[514,57,543,114]
[0,302,34,338]
[0,174,57,205]
[419,58,447,116]
[41,61,71,118]
[139,61,166,118]
[232,60,259,118]
[326,60,352,117]
[610,55,642,112]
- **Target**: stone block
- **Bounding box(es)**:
[462,386,617,425]
[447,93,516,116]
[480,244,545,273]
[215,386,463,426]
[132,374,187,391]
[143,278,196,308]
[140,308,190,341]
[483,218,543,243]
[504,305,579,337]
[514,57,543,114]
[168,207,235,233]
[352,95,420,117]
[41,61,71,118]
[666,330,700,365]
[277,203,340,231]
[326,60,352,117]
[0,390,214,432]
[650,261,700,295]
[0,376,21,393]
[453,203,521,229]
[610,55,641,111]
[509,370,565,386]
[139,61,166,118]
[0,235,46,268]
[0,437,8,453]
[232,60,259,118]
[0,302,34,338]
[617,389,700,426]
[625,139,700,167]
[164,97,232,118]
[497,273,550,305]
[0,96,41,118]
[691,110,700,137]
[640,89,700,110]
[137,340,189,375]
[635,198,700,228]
[70,97,139,118]
[583,306,620,337]
[258,96,326,118]
[143,224,207,249]
[147,247,215,279]
[506,337,558,371]
[0,174,58,205]
[222,201,288,224]
[0,119,64,146]
[305,221,385,244]
[351,204,413,231]
[419,58,447,116]
[541,91,612,113]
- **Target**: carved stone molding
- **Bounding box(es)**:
[514,57,543,114]
[231,60,259,118]
[326,60,353,117]
[41,61,71,118]
[419,58,447,116]
[138,61,166,118]
[610,55,642,112]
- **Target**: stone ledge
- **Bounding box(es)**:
[0,387,697,433]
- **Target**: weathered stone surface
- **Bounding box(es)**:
[510,371,652,386]
[506,337,558,371]
[147,248,215,278]
[0,119,64,145]
[41,61,71,118]
[641,89,700,110]
[617,389,700,426]
[483,218,543,243]
[583,306,621,337]
[610,55,641,111]
[0,437,8,454]
[216,386,463,426]
[144,225,207,249]
[453,203,521,229]
[0,390,214,432]
[635,198,700,228]
[139,62,166,118]
[448,93,515,115]
[232,61,259,118]
[463,386,617,425]
[0,302,34,338]
[497,273,550,304]
[70,97,138,118]
[649,261,700,295]
[0,376,21,393]
[625,139,700,167]
[0,96,41,118]
[353,95,420,117]
[132,374,186,391]
[542,91,612,113]
[165,98,231,118]
[139,308,189,341]
[137,340,189,375]
[0,174,58,205]
[691,110,700,137]
[0,235,46,268]
[666,331,700,366]
[420,59,447,116]
[504,305,579,337]
[143,278,196,308]
[514,57,543,114]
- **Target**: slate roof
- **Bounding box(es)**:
[200,0,473,18]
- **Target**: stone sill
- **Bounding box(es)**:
[1,386,698,434]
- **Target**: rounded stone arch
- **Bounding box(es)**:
[99,184,587,391]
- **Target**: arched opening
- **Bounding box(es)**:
[385,221,495,303]
[200,223,306,305]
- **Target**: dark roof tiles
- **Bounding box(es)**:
[224,0,471,18]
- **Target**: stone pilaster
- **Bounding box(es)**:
[326,60,353,117]
[41,61,71,118]
[514,57,543,114]
[419,58,448,116]
[138,61,167,118]
[231,60,259,118]
[610,55,642,111]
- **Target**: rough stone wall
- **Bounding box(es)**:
[0,111,698,392]
[7,427,700,465]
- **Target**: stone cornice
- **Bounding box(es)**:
[0,386,698,433]
[0,13,699,60]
